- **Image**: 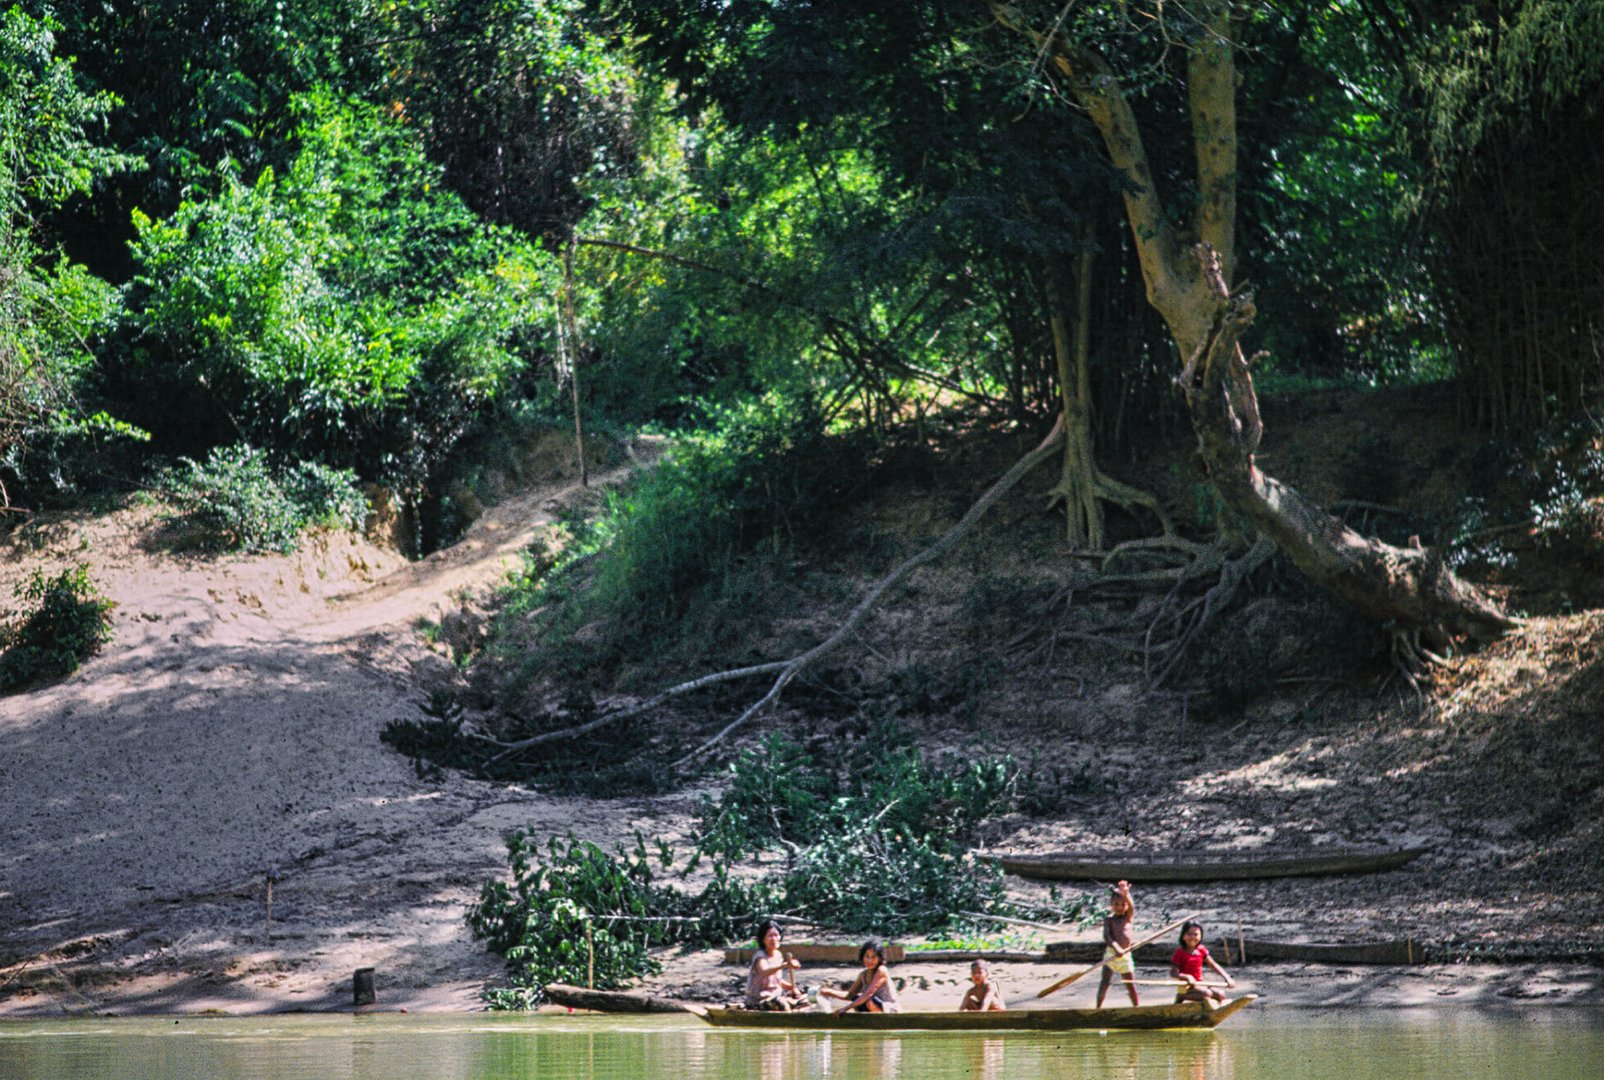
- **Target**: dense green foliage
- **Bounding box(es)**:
[6,0,1568,525]
[0,563,114,692]
[158,443,366,554]
[469,726,1088,1006]
[468,831,773,1008]
[0,7,136,502]
[123,92,550,487]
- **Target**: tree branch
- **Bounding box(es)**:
[669,419,1069,767]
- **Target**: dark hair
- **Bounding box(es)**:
[755,920,783,949]
[1178,920,1204,945]
[858,939,888,965]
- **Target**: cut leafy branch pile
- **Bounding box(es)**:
[468,726,1092,1008]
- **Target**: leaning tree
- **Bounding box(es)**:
[987,0,1515,664]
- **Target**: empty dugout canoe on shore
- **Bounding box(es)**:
[543,984,699,1013]
[692,995,1258,1031]
[1044,938,1424,965]
[726,941,1425,966]
[996,845,1430,883]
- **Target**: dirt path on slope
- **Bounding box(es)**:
[0,450,696,1016]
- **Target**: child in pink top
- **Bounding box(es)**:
[1169,920,1234,1003]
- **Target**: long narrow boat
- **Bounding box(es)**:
[1043,938,1423,965]
[997,846,1428,883]
[693,995,1257,1032]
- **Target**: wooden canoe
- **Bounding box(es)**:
[997,846,1429,883]
[543,983,700,1013]
[724,944,907,965]
[693,995,1257,1031]
[1042,938,1424,966]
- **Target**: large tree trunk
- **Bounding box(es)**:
[1184,248,1516,650]
[991,0,1516,650]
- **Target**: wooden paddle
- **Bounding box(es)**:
[1035,913,1198,999]
[783,952,800,998]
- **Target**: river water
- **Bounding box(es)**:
[2,1008,1600,1079]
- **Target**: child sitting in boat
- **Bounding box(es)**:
[819,940,901,1013]
[745,920,809,1011]
[1097,879,1140,1007]
[1170,920,1234,1003]
[958,959,1006,1011]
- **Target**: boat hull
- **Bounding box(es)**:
[998,847,1428,883]
[694,995,1256,1031]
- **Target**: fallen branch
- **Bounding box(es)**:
[669,420,1069,767]
[481,658,790,766]
[481,423,1067,768]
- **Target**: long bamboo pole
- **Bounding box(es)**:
[1132,980,1232,988]
[1036,913,1198,999]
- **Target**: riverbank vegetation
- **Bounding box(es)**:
[467,726,1089,1007]
[4,0,1602,1004]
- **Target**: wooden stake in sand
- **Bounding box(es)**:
[353,967,376,1007]
[264,867,280,943]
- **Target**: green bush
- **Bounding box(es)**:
[0,8,139,504]
[694,732,836,861]
[468,832,776,1009]
[693,726,1033,936]
[160,442,366,553]
[0,564,114,692]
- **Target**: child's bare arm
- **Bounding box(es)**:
[845,970,887,1011]
[1205,955,1234,985]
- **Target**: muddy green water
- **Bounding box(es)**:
[2,1009,1600,1079]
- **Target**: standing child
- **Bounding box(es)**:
[745,920,808,1011]
[958,959,1007,1011]
[1096,879,1140,1008]
[1170,920,1234,1003]
[819,940,901,1013]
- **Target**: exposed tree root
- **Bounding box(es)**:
[1387,625,1452,691]
[1044,469,1174,546]
[1004,532,1276,689]
[1146,536,1275,686]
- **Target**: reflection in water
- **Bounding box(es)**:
[966,1036,1005,1080]
[1,1010,1602,1080]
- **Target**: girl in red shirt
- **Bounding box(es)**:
[1169,920,1234,1003]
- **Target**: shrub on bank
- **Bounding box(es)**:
[0,564,114,692]
[486,393,870,694]
[160,443,366,553]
